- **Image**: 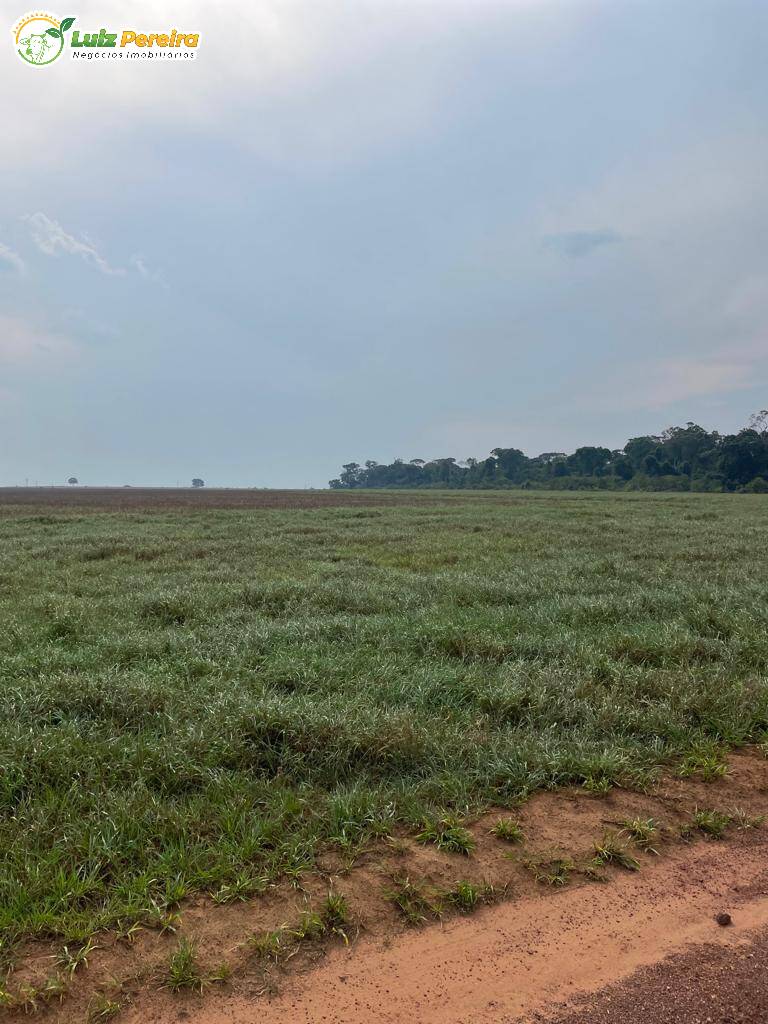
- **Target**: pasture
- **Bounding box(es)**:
[1,488,767,952]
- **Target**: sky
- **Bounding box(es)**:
[1,0,767,487]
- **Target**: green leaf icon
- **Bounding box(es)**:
[46,27,62,38]
[59,17,75,32]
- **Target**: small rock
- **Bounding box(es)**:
[715,912,732,927]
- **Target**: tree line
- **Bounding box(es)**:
[330,411,768,492]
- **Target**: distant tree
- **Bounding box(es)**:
[328,411,768,493]
[624,436,659,470]
[567,446,612,476]
[717,431,768,487]
[340,463,362,488]
[747,409,768,434]
[536,452,567,464]
[491,447,528,482]
[191,478,205,488]
[67,477,78,485]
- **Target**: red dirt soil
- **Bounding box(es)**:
[540,924,768,1024]
[153,833,768,1024]
[0,487,483,511]
[8,751,768,1024]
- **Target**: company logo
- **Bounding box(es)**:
[12,13,200,65]
[13,12,74,65]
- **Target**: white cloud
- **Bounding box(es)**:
[129,253,167,287]
[0,316,79,366]
[1,0,568,176]
[641,357,753,408]
[0,241,25,274]
[24,212,125,275]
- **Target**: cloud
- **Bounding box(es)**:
[605,340,766,413]
[544,230,623,258]
[24,212,125,276]
[0,315,79,366]
[129,253,167,287]
[642,357,753,407]
[0,241,25,274]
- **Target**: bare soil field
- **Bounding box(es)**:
[0,487,458,511]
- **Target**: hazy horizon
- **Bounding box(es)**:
[3,0,767,488]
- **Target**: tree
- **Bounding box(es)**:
[191,478,205,488]
[327,412,768,492]
[491,447,528,482]
[624,436,659,470]
[567,446,612,476]
[340,463,362,488]
[612,457,634,481]
[717,431,768,487]
[747,409,768,434]
[659,423,714,472]
[67,477,78,485]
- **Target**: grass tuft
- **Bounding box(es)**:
[732,808,766,830]
[416,817,475,855]
[166,938,204,992]
[385,876,440,925]
[442,880,500,913]
[212,874,268,905]
[56,937,98,977]
[490,818,525,844]
[524,857,574,887]
[689,808,732,839]
[249,927,293,962]
[618,817,661,853]
[88,995,122,1021]
[679,748,728,782]
[592,832,640,871]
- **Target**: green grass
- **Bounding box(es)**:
[56,937,98,976]
[385,876,440,924]
[416,816,476,855]
[490,817,525,843]
[689,809,732,839]
[524,856,574,887]
[442,880,499,912]
[249,927,292,962]
[592,832,640,871]
[87,996,122,1021]
[618,817,661,852]
[166,937,204,992]
[1,490,768,950]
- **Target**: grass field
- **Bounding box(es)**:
[1,488,767,955]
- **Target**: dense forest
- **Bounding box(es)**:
[330,411,768,492]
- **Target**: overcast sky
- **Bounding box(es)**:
[1,0,767,487]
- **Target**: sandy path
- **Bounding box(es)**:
[159,831,768,1024]
[539,923,768,1024]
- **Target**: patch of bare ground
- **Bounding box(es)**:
[4,750,768,1023]
[536,924,768,1024]
[0,487,511,512]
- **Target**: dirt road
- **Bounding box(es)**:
[126,830,768,1024]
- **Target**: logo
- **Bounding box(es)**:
[13,12,74,65]
[12,12,200,64]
